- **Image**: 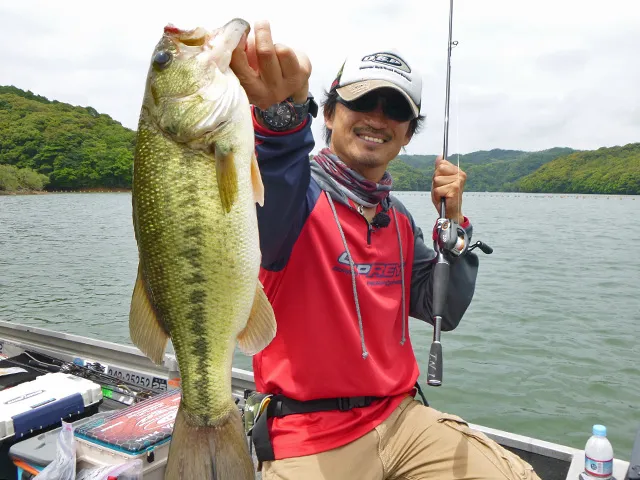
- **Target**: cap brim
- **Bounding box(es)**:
[336,79,420,118]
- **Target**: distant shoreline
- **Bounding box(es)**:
[2,188,638,196]
[1,187,132,195]
[0,190,49,196]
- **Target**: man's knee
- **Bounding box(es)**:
[382,403,540,480]
[434,412,541,480]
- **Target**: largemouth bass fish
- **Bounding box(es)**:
[129,18,276,480]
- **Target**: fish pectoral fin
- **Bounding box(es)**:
[129,263,169,365]
[214,144,238,213]
[251,151,265,207]
[237,282,277,355]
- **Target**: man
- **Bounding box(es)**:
[230,21,540,480]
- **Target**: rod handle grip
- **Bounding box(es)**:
[432,261,450,318]
[427,341,443,386]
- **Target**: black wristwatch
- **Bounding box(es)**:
[255,94,318,132]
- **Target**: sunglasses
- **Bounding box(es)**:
[336,89,415,122]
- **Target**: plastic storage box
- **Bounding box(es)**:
[8,412,112,479]
[0,372,102,479]
[73,389,182,480]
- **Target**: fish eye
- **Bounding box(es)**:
[153,51,172,69]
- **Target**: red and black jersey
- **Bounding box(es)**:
[253,110,479,459]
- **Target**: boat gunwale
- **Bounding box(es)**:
[0,319,632,478]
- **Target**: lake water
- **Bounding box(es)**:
[1,191,638,460]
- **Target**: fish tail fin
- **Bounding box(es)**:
[165,404,254,480]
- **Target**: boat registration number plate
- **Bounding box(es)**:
[106,366,168,391]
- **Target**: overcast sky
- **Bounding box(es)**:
[2,0,639,155]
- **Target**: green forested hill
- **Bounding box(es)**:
[0,85,638,194]
[398,153,438,171]
[0,85,135,190]
[386,159,431,190]
[397,147,577,191]
[517,143,640,194]
[466,147,577,191]
[398,148,527,172]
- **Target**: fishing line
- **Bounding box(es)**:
[456,62,461,222]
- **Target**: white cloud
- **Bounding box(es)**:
[1,0,638,156]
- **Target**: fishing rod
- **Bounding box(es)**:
[427,0,493,387]
[4,350,162,400]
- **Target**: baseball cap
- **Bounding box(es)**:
[331,48,422,118]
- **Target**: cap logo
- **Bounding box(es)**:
[361,53,411,73]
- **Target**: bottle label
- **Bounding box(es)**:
[585,455,613,477]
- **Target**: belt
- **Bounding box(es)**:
[249,383,428,463]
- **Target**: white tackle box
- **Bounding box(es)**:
[0,372,103,443]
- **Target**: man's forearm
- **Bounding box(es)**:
[254,110,315,270]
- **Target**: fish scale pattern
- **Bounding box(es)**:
[133,114,259,422]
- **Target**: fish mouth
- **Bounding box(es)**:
[164,19,250,56]
[164,25,210,49]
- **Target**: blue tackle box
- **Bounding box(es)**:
[0,372,102,479]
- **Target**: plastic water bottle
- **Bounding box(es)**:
[582,424,614,479]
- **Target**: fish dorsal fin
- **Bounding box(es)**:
[129,263,169,365]
[237,282,276,355]
[251,152,264,207]
[215,145,238,213]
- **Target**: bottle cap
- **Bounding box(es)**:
[593,424,607,436]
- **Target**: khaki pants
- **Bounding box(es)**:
[262,397,540,480]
